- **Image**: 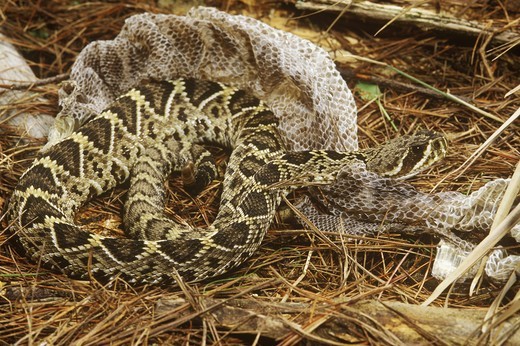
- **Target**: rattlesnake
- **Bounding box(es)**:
[6,8,518,284]
[7,78,447,284]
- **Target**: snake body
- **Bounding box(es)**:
[7,79,447,284]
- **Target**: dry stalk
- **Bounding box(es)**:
[0,0,518,345]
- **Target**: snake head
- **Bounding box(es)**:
[363,130,448,179]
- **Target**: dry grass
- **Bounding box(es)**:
[0,0,519,344]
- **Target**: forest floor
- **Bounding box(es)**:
[1,1,519,344]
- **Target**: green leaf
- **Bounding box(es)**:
[355,82,398,131]
[355,82,382,101]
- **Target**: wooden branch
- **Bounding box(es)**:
[156,297,520,344]
[296,0,519,46]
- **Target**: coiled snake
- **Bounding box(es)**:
[7,79,447,284]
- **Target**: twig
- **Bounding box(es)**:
[156,297,520,344]
[0,73,69,91]
[296,0,519,46]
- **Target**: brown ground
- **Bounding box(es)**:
[0,1,518,344]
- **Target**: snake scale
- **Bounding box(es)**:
[7,79,447,284]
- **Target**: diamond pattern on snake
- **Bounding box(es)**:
[7,78,447,285]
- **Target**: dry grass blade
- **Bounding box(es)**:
[470,157,520,293]
[1,0,519,344]
[505,84,520,98]
[373,0,431,36]
[447,107,520,182]
[424,203,520,306]
[482,272,519,336]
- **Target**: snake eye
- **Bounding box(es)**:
[411,145,423,155]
